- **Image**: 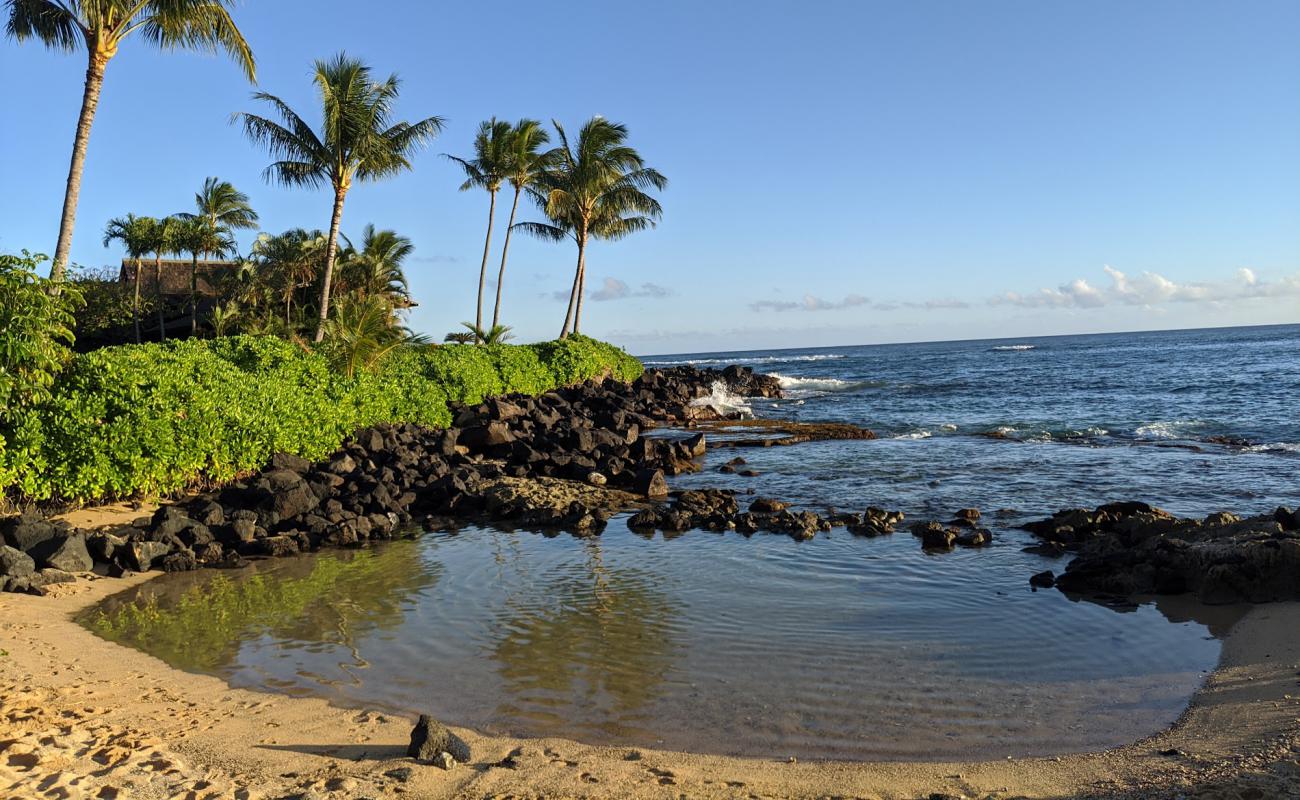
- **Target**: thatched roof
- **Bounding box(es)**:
[119,259,233,297]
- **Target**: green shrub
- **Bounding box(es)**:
[0,251,82,416]
[0,334,642,503]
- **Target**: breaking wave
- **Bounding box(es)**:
[990,344,1036,351]
[769,373,871,393]
[689,381,753,418]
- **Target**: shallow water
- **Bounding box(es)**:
[83,324,1294,760]
[85,517,1238,761]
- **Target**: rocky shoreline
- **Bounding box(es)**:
[2,362,1299,609]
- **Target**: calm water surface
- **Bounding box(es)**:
[85,325,1296,760]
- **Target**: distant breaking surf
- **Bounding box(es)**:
[990,344,1036,351]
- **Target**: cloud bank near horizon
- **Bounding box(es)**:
[746,266,1300,316]
[992,266,1300,309]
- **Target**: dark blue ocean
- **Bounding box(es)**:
[646,323,1300,518]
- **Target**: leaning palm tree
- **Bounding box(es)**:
[446,118,512,342]
[517,118,666,338]
[102,212,155,343]
[493,118,551,329]
[4,0,255,284]
[235,52,443,343]
[338,224,412,304]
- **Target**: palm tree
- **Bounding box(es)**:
[236,52,442,343]
[176,177,258,331]
[251,228,324,326]
[101,212,155,343]
[322,294,422,378]
[443,331,474,344]
[446,118,512,342]
[517,118,666,338]
[459,322,513,345]
[145,215,179,341]
[338,224,412,305]
[493,118,551,329]
[4,0,255,284]
[174,216,230,335]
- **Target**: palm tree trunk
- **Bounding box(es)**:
[51,50,110,286]
[559,237,585,339]
[132,257,141,344]
[573,246,588,336]
[475,190,498,343]
[492,186,521,330]
[154,252,166,342]
[314,188,348,343]
[190,250,200,336]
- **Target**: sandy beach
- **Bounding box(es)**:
[1,570,1297,800]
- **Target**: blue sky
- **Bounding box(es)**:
[3,0,1297,354]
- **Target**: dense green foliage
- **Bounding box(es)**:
[0,252,82,415]
[0,334,640,502]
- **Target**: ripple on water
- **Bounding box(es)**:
[82,519,1236,761]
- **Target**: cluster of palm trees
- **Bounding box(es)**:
[447,117,666,341]
[102,177,256,342]
[7,0,667,349]
[104,177,415,344]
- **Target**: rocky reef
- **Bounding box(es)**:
[1022,502,1300,604]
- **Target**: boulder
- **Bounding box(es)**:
[1,513,60,554]
[631,469,668,498]
[1029,570,1056,588]
[270,452,313,474]
[0,545,36,579]
[750,497,788,514]
[406,714,470,763]
[683,433,707,457]
[126,541,172,571]
[955,528,991,547]
[31,533,94,573]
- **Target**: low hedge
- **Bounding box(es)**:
[0,334,642,503]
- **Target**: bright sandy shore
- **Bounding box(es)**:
[1,570,1298,799]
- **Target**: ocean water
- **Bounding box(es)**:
[650,323,1300,517]
[83,324,1296,762]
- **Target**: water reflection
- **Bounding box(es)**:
[491,540,682,738]
[85,545,440,673]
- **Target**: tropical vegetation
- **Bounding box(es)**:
[2,21,667,507]
[236,52,443,342]
[0,334,641,502]
[4,0,256,284]
[516,117,666,338]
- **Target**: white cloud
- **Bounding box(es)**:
[991,266,1300,309]
[751,293,869,312]
[545,277,674,303]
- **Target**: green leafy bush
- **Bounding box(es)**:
[0,334,641,503]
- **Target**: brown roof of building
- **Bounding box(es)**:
[119,259,233,297]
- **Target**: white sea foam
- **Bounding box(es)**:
[643,353,847,367]
[1244,442,1300,454]
[939,423,958,431]
[769,373,862,392]
[1134,420,1204,440]
[893,430,932,440]
[689,381,753,418]
[991,344,1036,351]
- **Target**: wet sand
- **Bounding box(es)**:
[1,573,1297,799]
